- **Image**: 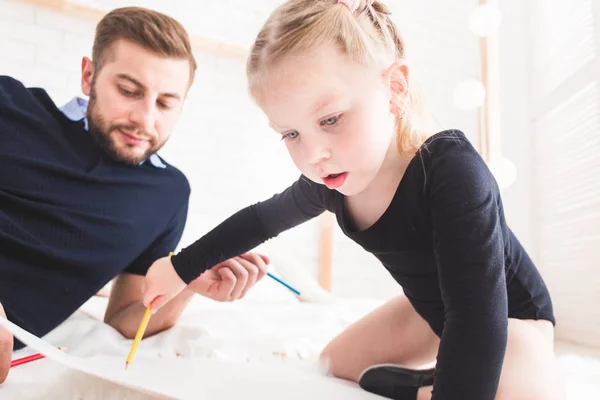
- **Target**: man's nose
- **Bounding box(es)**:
[129,98,156,134]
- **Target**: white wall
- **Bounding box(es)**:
[496,0,536,261]
[526,0,600,348]
[0,0,96,106]
[0,0,482,299]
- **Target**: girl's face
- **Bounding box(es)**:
[255,43,406,197]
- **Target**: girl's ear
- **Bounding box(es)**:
[383,60,409,116]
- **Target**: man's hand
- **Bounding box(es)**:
[188,252,269,301]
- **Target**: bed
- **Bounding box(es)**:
[1,265,391,400]
[2,263,599,400]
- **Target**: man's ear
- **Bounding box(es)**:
[81,57,95,96]
[383,60,409,116]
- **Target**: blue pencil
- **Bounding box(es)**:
[267,272,301,295]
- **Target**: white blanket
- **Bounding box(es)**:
[1,291,388,400]
[2,280,599,399]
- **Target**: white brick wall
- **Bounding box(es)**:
[0,0,481,300]
[66,0,286,48]
[0,0,93,105]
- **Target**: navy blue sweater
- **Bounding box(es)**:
[0,76,190,348]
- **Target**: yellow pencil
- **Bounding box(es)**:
[125,304,151,370]
[125,252,174,370]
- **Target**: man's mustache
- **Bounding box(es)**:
[111,125,155,142]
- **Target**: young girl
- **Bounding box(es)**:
[142,1,564,399]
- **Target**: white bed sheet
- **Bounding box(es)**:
[2,291,599,399]
[0,294,388,400]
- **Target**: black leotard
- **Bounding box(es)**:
[171,129,555,400]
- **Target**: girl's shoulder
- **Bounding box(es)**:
[409,129,499,202]
[418,129,474,156]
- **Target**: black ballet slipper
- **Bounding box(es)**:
[358,364,435,400]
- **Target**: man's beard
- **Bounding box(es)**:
[86,87,164,166]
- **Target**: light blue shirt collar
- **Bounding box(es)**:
[59,97,167,169]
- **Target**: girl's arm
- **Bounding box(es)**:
[170,175,333,284]
[427,137,508,400]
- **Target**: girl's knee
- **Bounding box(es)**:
[318,337,357,380]
[496,319,564,400]
[319,296,440,381]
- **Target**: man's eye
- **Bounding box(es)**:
[157,101,171,110]
[120,87,137,97]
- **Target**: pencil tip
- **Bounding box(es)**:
[125,362,129,370]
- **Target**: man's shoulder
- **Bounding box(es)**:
[0,75,28,100]
[0,75,44,97]
[156,157,191,198]
[0,75,55,112]
[0,75,24,88]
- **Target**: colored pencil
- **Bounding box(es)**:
[267,272,301,295]
[125,252,173,370]
[125,304,152,370]
[10,347,66,368]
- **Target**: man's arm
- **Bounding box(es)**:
[105,252,270,338]
[104,272,194,339]
[107,187,190,338]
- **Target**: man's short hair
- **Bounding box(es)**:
[92,7,197,85]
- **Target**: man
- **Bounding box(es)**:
[0,7,268,383]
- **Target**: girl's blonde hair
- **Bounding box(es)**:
[246,0,438,158]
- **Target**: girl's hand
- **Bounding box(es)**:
[188,253,270,301]
[142,256,186,313]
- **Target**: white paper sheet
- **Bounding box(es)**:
[0,315,177,399]
[0,315,386,400]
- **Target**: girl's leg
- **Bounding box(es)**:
[320,294,440,382]
[321,295,564,400]
[416,318,565,400]
[0,301,13,384]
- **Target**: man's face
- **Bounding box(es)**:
[81,39,191,165]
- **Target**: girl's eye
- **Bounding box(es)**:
[283,131,299,140]
[321,114,342,126]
